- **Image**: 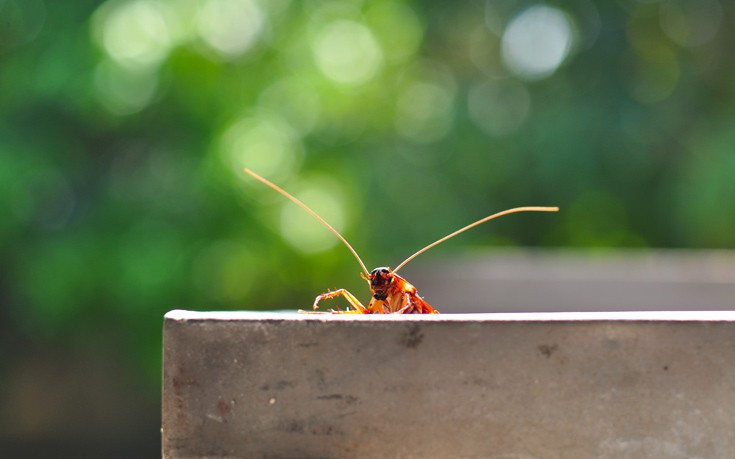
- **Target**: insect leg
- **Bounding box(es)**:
[396,292,437,314]
[313,289,368,313]
[396,292,414,314]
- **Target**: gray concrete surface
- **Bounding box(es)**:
[163,310,735,458]
[406,249,735,312]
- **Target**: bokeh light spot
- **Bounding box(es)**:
[660,0,722,48]
[258,78,321,136]
[196,0,265,59]
[366,1,424,64]
[395,81,454,144]
[312,20,383,85]
[94,59,159,115]
[219,112,301,182]
[468,80,531,137]
[624,45,679,104]
[0,0,46,49]
[501,5,575,80]
[94,0,174,70]
[279,179,347,254]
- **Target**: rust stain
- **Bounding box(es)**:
[217,399,232,414]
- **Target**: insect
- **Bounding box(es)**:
[244,169,558,314]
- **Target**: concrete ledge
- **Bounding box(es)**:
[163,310,735,458]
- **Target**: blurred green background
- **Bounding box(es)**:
[1,0,733,455]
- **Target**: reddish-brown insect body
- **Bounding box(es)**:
[244,169,558,314]
[313,267,437,314]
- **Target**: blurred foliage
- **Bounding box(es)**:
[1,0,734,388]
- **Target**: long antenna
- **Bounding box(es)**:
[393,206,559,273]
[244,169,370,277]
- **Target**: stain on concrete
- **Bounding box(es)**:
[537,344,558,358]
[316,394,359,405]
[261,380,294,391]
[217,399,232,415]
[282,420,305,433]
[402,324,424,349]
[313,368,327,390]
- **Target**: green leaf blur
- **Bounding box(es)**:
[1,0,733,404]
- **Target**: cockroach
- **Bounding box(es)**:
[244,168,558,314]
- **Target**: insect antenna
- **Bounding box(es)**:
[244,169,370,277]
[393,206,559,273]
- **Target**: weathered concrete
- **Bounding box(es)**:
[162,310,735,459]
